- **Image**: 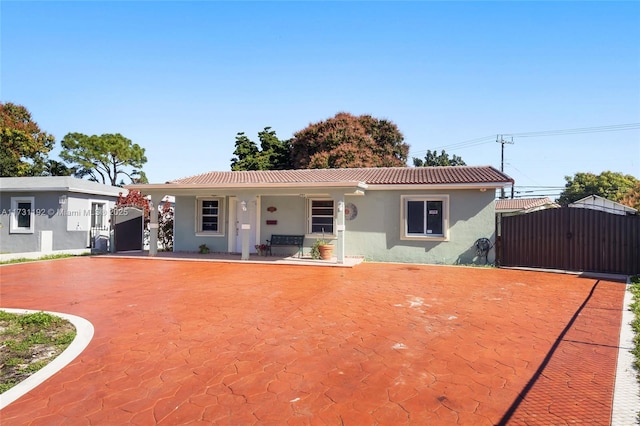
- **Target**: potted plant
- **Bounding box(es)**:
[311,232,333,260]
[255,243,268,256]
[198,244,210,254]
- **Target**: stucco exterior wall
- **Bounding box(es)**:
[258,196,307,256]
[172,190,497,265]
[173,195,229,253]
[173,195,309,256]
[344,189,496,264]
[0,191,116,255]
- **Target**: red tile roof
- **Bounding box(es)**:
[169,166,512,186]
[495,197,557,211]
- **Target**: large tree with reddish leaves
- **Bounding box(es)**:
[620,181,640,210]
[1,102,56,177]
[116,190,150,221]
[290,112,409,169]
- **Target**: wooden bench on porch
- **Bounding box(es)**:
[266,234,305,258]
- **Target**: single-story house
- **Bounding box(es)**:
[569,194,637,216]
[127,166,513,265]
[0,176,125,260]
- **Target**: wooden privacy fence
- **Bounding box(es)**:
[498,207,640,275]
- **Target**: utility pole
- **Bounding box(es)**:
[496,135,514,199]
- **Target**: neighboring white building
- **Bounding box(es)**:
[495,197,559,216]
[0,176,126,261]
[569,194,637,216]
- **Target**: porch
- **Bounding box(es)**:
[104,250,364,268]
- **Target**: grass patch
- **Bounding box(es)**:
[630,275,640,381]
[0,253,90,265]
[0,311,76,394]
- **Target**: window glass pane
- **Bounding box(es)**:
[313,208,333,216]
[202,217,218,231]
[407,201,424,234]
[17,202,31,228]
[426,201,443,235]
[311,216,333,234]
[92,203,104,228]
[312,200,333,208]
[202,200,218,216]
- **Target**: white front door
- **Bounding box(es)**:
[234,199,258,253]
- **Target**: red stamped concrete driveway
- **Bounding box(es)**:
[0,257,626,425]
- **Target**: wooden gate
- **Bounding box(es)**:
[113,207,143,252]
[499,207,640,275]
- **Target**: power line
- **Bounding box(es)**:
[511,194,562,199]
[502,123,640,138]
[512,185,565,190]
[515,187,564,194]
[409,135,494,156]
[408,123,640,156]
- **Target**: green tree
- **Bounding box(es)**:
[290,112,409,169]
[257,127,291,170]
[0,102,55,177]
[60,133,148,186]
[413,150,466,167]
[230,132,265,171]
[44,159,75,176]
[230,127,290,171]
[556,171,638,206]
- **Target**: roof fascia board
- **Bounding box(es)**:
[366,182,510,190]
[0,186,122,197]
[127,181,368,191]
[66,188,124,197]
[0,186,71,192]
[129,181,511,191]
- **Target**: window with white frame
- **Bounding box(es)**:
[308,199,334,235]
[10,197,35,234]
[91,202,107,228]
[401,195,449,240]
[197,198,223,235]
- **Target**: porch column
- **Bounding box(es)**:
[334,194,346,264]
[148,194,163,257]
[238,196,255,261]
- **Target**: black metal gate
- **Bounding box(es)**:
[113,207,143,252]
[499,207,640,275]
[90,226,111,253]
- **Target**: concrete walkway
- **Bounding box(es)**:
[0,257,630,424]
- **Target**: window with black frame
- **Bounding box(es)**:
[402,195,448,240]
[309,199,334,234]
[10,197,35,234]
[201,199,219,232]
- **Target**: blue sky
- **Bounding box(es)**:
[2,1,639,198]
